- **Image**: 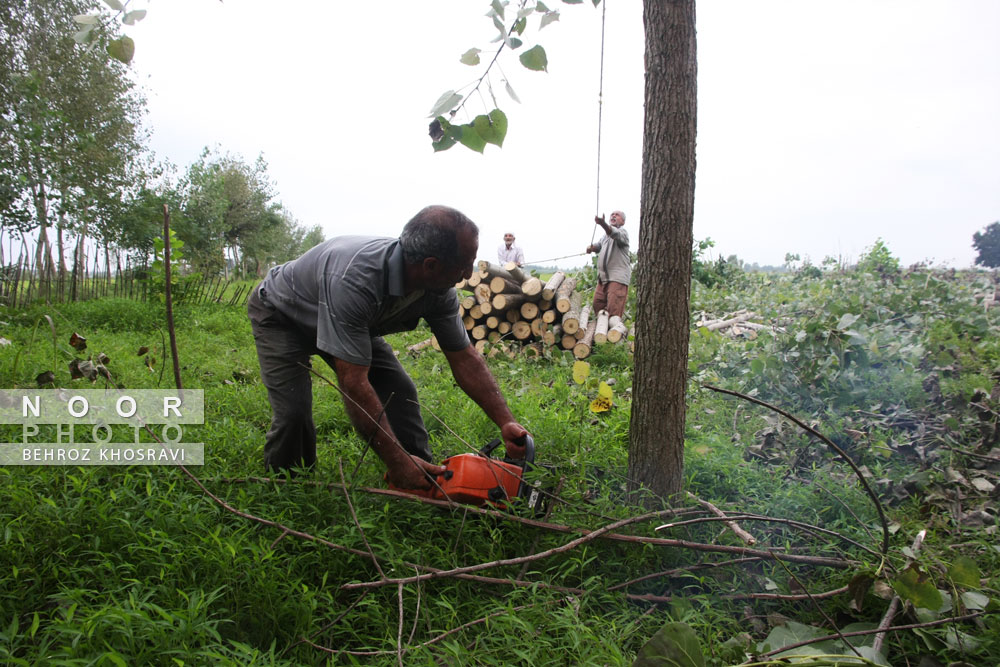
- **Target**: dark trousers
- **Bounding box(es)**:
[593,281,629,318]
[248,286,431,473]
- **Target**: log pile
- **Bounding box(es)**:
[411,262,632,360]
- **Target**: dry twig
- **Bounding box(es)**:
[683,491,757,545]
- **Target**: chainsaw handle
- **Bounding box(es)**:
[479,434,534,465]
[479,438,503,457]
[517,434,535,466]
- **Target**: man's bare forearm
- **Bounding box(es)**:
[333,360,408,468]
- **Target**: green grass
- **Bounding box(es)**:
[1,269,999,665]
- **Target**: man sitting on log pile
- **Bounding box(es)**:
[585,210,631,318]
[248,205,529,489]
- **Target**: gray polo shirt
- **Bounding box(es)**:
[596,227,632,285]
[259,236,469,365]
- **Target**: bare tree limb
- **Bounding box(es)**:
[211,476,857,569]
[684,491,756,545]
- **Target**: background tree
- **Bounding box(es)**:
[973,221,1000,268]
[627,0,698,501]
[175,148,320,276]
[0,0,146,279]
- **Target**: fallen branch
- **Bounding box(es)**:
[684,491,757,545]
[627,586,849,605]
[655,513,879,558]
[212,476,857,569]
[872,529,926,655]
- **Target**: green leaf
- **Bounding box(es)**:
[106,36,135,64]
[491,0,505,20]
[836,312,860,329]
[893,563,944,611]
[74,14,100,24]
[563,0,584,4]
[948,556,980,588]
[536,1,551,11]
[104,0,124,10]
[460,48,482,66]
[519,45,548,72]
[430,119,461,152]
[540,10,560,29]
[633,622,704,667]
[101,653,127,667]
[458,124,486,153]
[122,9,147,25]
[845,330,867,346]
[473,109,508,147]
[759,621,826,656]
[513,17,527,35]
[960,590,990,610]
[73,26,96,44]
[750,358,763,374]
[428,90,463,118]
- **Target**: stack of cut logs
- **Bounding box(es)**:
[412,261,630,360]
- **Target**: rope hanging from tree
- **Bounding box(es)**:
[591,0,608,247]
[526,1,610,266]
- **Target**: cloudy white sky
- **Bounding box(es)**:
[127,0,999,269]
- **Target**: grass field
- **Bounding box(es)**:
[0,265,997,665]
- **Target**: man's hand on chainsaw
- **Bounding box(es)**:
[501,421,530,459]
[386,454,447,490]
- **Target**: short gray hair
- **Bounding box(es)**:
[612,210,626,222]
[400,206,479,265]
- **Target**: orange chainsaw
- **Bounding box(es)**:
[389,435,546,515]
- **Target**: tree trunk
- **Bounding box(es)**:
[628,0,697,503]
[520,276,542,297]
[555,280,578,312]
[594,309,610,344]
[607,315,628,343]
[561,292,583,334]
[56,209,68,281]
[489,276,522,295]
[519,301,539,320]
[541,271,565,300]
[573,320,597,359]
[504,262,527,282]
[492,292,526,311]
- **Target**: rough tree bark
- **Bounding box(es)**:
[628,0,697,502]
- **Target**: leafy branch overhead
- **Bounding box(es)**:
[428,0,601,153]
[72,0,147,64]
